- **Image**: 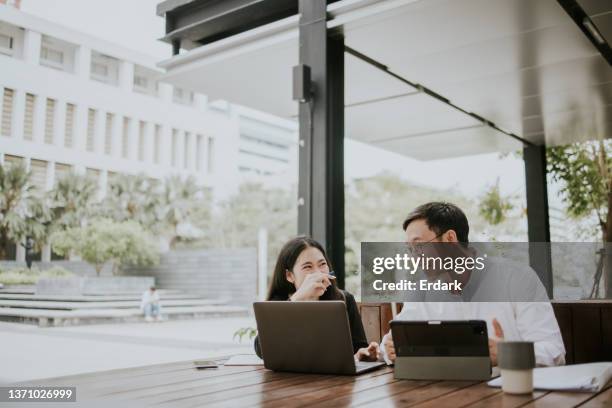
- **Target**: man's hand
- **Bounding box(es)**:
[355,342,380,362]
[290,272,333,301]
[382,333,396,363]
[488,318,504,366]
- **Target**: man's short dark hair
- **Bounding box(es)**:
[402,202,469,245]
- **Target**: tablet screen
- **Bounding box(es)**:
[391,320,489,357]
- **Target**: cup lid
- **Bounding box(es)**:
[498,341,535,370]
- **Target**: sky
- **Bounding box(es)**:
[20,0,546,201]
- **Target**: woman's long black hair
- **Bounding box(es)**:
[267,236,344,301]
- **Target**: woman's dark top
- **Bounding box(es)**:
[253,290,369,359]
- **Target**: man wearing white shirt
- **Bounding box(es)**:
[141,286,163,322]
[380,202,565,367]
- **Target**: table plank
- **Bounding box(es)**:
[462,390,547,407]
[358,380,479,407]
[21,359,198,386]
[578,385,612,407]
[91,366,269,399]
[133,368,313,406]
[16,361,612,408]
[409,382,502,408]
[521,391,597,408]
[161,370,392,408]
[303,377,436,407]
[156,372,322,408]
[262,368,396,408]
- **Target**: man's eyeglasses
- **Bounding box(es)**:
[407,231,447,254]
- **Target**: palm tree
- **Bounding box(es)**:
[159,175,209,248]
[103,173,163,232]
[0,162,46,259]
[48,172,99,230]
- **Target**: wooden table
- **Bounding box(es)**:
[21,359,611,407]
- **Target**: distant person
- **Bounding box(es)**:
[381,202,566,367]
[254,236,379,362]
[141,286,162,322]
[22,236,35,269]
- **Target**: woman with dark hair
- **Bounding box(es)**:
[254,236,380,361]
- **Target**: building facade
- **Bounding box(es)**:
[0,4,297,261]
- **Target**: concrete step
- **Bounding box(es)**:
[0,299,230,310]
[0,305,249,327]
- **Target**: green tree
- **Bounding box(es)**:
[203,182,296,271]
[158,175,210,248]
[478,179,514,225]
[103,173,163,231]
[0,162,49,259]
[48,172,99,230]
[547,139,611,297]
[51,219,159,276]
[345,172,490,276]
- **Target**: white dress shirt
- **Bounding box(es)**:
[380,257,566,367]
[140,290,160,310]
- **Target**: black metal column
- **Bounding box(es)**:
[524,144,553,298]
[297,0,346,288]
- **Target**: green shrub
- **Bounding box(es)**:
[0,270,39,285]
[0,266,73,285]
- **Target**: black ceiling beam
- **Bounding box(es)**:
[345,46,534,146]
[157,0,340,53]
[557,0,612,66]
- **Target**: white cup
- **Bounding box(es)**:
[498,341,535,394]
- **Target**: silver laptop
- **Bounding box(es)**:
[253,301,386,375]
[391,320,494,381]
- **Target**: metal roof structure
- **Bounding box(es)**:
[155,0,611,294]
[156,0,611,160]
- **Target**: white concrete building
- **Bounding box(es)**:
[0,4,297,261]
[210,101,298,184]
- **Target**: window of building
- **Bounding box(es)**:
[86,167,100,181]
[207,136,214,174]
[196,134,204,172]
[122,117,130,158]
[0,33,14,56]
[134,75,148,90]
[64,103,75,148]
[38,35,77,72]
[240,133,290,151]
[91,62,108,78]
[30,159,47,193]
[40,46,64,70]
[184,131,190,169]
[171,129,178,167]
[54,162,71,183]
[23,93,34,140]
[105,113,113,155]
[86,108,96,152]
[154,125,161,164]
[133,65,158,96]
[138,120,145,161]
[1,88,14,137]
[44,98,55,144]
[90,52,119,85]
[173,87,194,105]
[239,148,289,163]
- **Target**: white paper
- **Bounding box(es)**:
[487,362,612,392]
[224,354,264,366]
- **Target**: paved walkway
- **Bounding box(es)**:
[0,317,256,384]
